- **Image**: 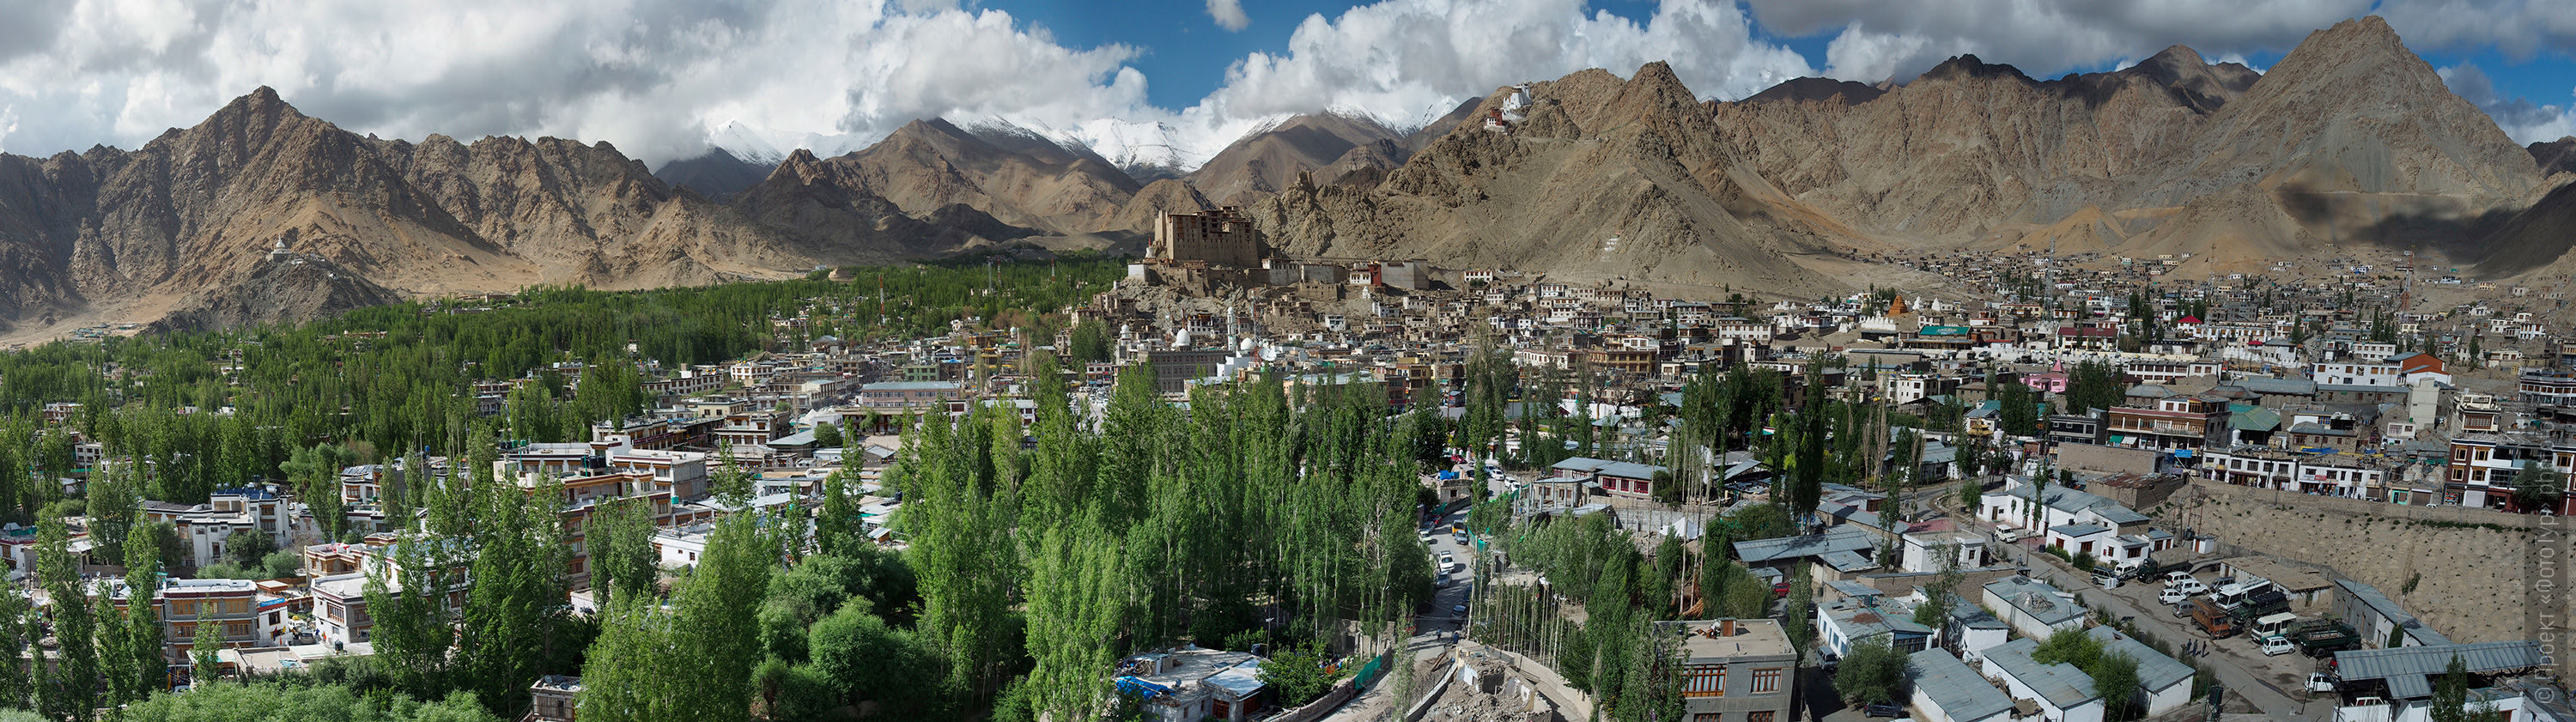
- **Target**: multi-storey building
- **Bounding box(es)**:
[2519,370,2576,405]
[2446,433,2576,512]
[156,578,276,658]
[2105,395,2230,458]
[1668,618,1797,722]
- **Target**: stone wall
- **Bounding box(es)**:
[2143,479,2569,651]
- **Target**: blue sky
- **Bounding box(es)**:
[0,0,2570,166]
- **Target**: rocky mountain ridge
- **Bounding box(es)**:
[5,14,2571,337]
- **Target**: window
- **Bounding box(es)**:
[1683,664,1725,697]
[1752,668,1783,693]
[1749,712,1777,722]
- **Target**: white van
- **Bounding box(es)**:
[2251,612,2301,640]
[2212,581,2271,612]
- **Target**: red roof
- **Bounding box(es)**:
[2177,315,2202,324]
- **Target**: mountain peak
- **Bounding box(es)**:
[2140,45,2207,70]
[218,86,304,119]
[1920,54,2032,84]
[2301,15,2407,57]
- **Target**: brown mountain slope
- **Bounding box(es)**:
[831,118,1141,234]
[2117,16,2541,266]
[1707,45,2257,245]
[1188,113,1408,206]
[726,149,1012,261]
[1252,62,1851,295]
[0,88,976,336]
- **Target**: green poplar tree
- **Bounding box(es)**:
[190,609,222,687]
[454,470,568,713]
[37,515,100,720]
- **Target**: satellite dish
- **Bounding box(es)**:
[1260,344,1279,362]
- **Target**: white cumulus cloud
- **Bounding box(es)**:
[2439,63,2576,144]
[0,0,1818,170]
[1195,0,1812,130]
[1207,0,1249,32]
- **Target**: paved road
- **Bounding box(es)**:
[1999,542,2337,720]
[1418,507,1478,634]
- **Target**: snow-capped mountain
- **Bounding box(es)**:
[703,120,871,164]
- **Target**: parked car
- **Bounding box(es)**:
[1994,528,2026,543]
[1862,702,1905,718]
[2159,587,2190,605]
[2260,635,2297,656]
[2173,601,2196,618]
[2167,578,2210,597]
[2307,673,2340,694]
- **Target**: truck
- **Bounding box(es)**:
[2291,620,2362,658]
[2193,602,2240,639]
[2125,555,2194,582]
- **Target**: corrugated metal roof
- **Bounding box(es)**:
[2088,627,2193,690]
[2335,640,2542,686]
[2385,673,2432,700]
[1820,549,1878,572]
[1910,648,2015,722]
[1985,638,2102,708]
[1733,526,1879,564]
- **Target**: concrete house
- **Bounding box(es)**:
[1907,648,2014,722]
[1980,637,2105,722]
[2086,627,2195,716]
[1980,576,2086,640]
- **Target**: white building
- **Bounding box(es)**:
[1980,638,2105,722]
[1980,576,2087,640]
[2087,627,2195,716]
[1907,648,2013,722]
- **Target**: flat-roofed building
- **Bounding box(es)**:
[1662,618,1796,722]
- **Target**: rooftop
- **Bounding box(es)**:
[1733,526,1880,564]
[1984,637,2103,708]
[1909,648,2014,722]
[1661,618,1795,663]
[2333,640,2542,694]
[2086,627,2193,690]
[1983,576,2084,627]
